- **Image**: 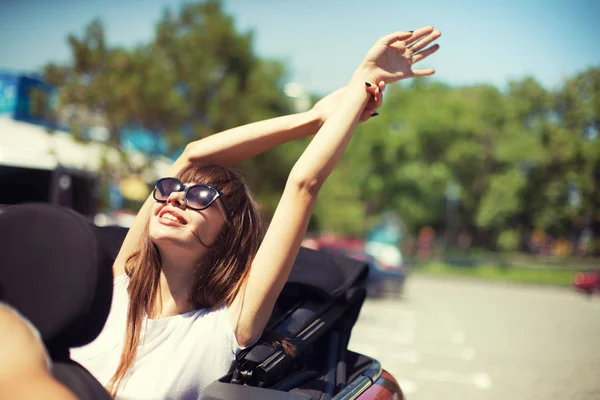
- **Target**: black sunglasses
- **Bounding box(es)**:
[153,177,229,219]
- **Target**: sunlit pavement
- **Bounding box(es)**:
[349,275,600,400]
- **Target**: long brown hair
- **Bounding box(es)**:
[107,163,273,395]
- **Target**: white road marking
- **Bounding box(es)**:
[473,372,493,389]
[353,298,491,393]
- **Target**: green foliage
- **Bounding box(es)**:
[415,263,576,287]
[476,170,525,229]
[44,1,600,249]
[315,70,600,249]
[497,230,520,252]
[312,161,371,235]
[44,0,293,215]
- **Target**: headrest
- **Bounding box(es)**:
[284,247,369,301]
[94,225,129,262]
[0,203,113,360]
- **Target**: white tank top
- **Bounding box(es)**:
[70,275,243,400]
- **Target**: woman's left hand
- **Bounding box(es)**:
[358,26,441,85]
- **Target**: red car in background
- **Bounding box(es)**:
[303,234,365,253]
[573,270,600,296]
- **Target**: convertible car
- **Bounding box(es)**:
[0,204,404,400]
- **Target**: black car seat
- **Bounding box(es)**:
[0,203,114,400]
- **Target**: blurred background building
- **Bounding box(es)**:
[0,71,172,224]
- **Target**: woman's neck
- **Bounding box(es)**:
[149,272,190,319]
[151,253,199,319]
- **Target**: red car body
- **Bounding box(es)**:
[304,235,365,252]
[360,370,404,400]
[573,270,600,295]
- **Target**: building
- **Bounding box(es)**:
[0,72,171,224]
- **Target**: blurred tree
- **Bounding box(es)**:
[545,68,600,238]
[41,1,599,251]
[316,70,599,252]
[501,70,600,246]
[43,0,294,214]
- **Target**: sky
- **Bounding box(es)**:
[1,0,599,95]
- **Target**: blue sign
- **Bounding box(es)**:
[121,127,169,157]
[1,72,182,160]
[0,74,18,116]
[0,73,55,125]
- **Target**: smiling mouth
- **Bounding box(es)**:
[160,212,187,225]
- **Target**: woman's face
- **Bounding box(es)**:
[148,181,228,261]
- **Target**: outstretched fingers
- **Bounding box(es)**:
[378,30,413,46]
[411,68,436,77]
[405,26,435,45]
[409,30,441,53]
[365,26,439,82]
[388,26,436,55]
[411,43,440,64]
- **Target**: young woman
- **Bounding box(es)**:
[71,26,441,399]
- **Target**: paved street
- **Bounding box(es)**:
[348,275,600,400]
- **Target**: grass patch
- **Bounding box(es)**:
[413,262,576,287]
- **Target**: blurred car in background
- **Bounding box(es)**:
[302,234,364,253]
[573,270,600,296]
[338,249,406,298]
[303,235,407,298]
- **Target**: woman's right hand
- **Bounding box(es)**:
[357,26,441,86]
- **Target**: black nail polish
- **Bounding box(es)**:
[409,30,414,33]
[371,112,380,117]
[365,82,372,87]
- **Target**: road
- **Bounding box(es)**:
[348,275,600,400]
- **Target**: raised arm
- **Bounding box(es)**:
[169,111,321,173]
[113,86,383,277]
[170,87,384,173]
[230,26,441,346]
